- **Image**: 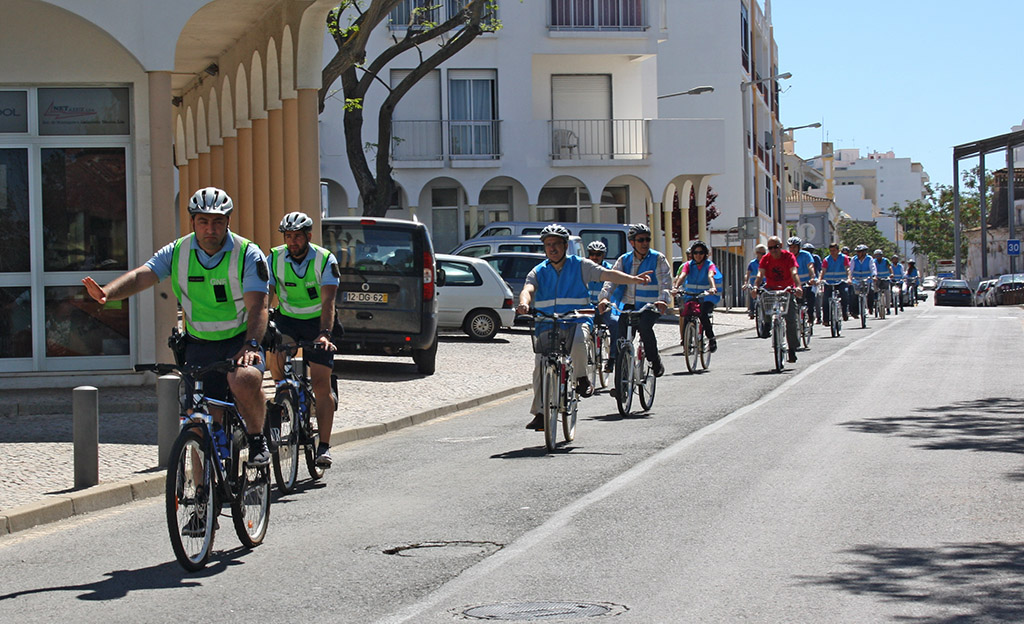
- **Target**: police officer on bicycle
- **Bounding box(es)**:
[268,211,340,468]
[517,224,649,430]
[82,187,272,466]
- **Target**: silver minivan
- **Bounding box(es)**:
[450,234,583,258]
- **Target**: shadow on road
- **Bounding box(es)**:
[840,397,1024,457]
[797,541,1024,622]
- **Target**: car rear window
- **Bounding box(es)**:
[498,243,543,253]
[579,230,626,259]
[942,280,969,289]
[324,225,420,277]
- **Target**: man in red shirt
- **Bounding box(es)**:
[753,235,803,363]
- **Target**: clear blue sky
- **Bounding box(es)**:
[771,0,1022,188]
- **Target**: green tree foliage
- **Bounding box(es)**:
[837,219,898,257]
[669,186,719,247]
[890,167,987,268]
[321,1,500,216]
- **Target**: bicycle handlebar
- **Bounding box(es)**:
[272,339,335,356]
[532,309,596,320]
[135,359,237,378]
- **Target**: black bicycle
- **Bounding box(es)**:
[267,339,337,492]
[137,335,271,571]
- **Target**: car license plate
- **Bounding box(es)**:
[343,291,388,304]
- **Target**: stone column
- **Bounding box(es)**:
[252,115,272,251]
[236,123,255,241]
[222,135,238,211]
[177,164,190,238]
[651,201,663,252]
[660,201,673,270]
[528,204,538,221]
[297,89,321,242]
[268,106,286,237]
[197,151,212,188]
[283,97,300,212]
[697,199,708,244]
[148,71,176,361]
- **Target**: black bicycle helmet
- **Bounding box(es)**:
[628,223,651,241]
[803,242,815,251]
[539,223,570,242]
[689,240,709,254]
[279,211,314,232]
[188,187,233,216]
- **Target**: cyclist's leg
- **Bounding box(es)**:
[602,309,619,362]
[570,322,593,396]
[699,301,715,339]
[527,350,546,428]
[637,308,662,366]
[822,284,833,324]
[804,286,816,323]
[785,295,800,358]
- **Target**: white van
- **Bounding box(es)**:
[472,221,631,259]
[450,234,584,258]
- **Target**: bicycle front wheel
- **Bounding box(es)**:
[543,363,560,452]
[303,393,326,481]
[800,309,811,349]
[614,350,635,416]
[637,356,656,411]
[773,317,785,372]
[860,296,868,328]
[596,329,611,389]
[562,362,578,443]
[270,397,299,495]
[683,321,699,373]
[586,334,599,392]
[166,428,216,572]
[699,326,712,370]
[231,459,271,548]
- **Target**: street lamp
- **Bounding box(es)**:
[782,122,821,133]
[741,72,792,89]
[657,85,715,99]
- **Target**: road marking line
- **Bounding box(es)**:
[375,319,906,624]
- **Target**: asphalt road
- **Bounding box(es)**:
[2,301,1023,623]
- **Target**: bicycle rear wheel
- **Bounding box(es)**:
[773,317,785,372]
[683,321,699,373]
[860,296,868,328]
[800,308,811,349]
[585,334,599,391]
[270,397,299,494]
[166,428,216,572]
[699,326,712,370]
[755,300,767,338]
[637,356,656,411]
[614,350,634,416]
[543,363,559,451]
[303,394,326,481]
[562,363,578,443]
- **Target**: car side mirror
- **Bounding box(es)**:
[436,268,446,288]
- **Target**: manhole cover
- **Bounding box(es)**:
[460,601,627,620]
[380,541,502,559]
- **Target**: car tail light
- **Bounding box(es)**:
[503,297,513,309]
[937,288,947,294]
[360,218,377,225]
[423,251,435,301]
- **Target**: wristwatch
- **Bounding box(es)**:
[318,329,332,339]
[245,338,260,351]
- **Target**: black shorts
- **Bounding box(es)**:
[274,314,335,368]
[184,332,266,402]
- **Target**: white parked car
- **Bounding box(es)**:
[436,254,515,340]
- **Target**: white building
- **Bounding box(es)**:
[0,0,338,388]
[318,1,729,282]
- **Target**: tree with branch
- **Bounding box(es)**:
[322,1,500,216]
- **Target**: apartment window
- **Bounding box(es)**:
[550,0,646,31]
[448,70,499,158]
[740,2,750,71]
[390,0,471,29]
[764,174,773,218]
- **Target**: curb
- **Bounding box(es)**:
[0,324,752,536]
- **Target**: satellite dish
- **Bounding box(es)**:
[798,222,816,243]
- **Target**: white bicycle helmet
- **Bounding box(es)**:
[539,223,570,242]
[628,223,651,241]
[279,211,314,232]
[787,236,802,246]
[587,240,607,254]
[188,187,233,216]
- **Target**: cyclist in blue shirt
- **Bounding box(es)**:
[746,244,767,319]
[586,240,619,373]
[905,260,920,305]
[849,245,878,317]
[819,242,852,323]
[673,240,719,352]
[82,187,272,468]
[890,254,905,311]
[788,237,818,325]
[873,249,894,313]
[804,243,823,323]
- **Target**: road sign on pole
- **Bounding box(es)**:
[1008,239,1020,256]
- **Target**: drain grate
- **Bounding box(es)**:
[460,601,627,620]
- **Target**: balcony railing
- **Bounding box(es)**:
[548,0,647,31]
[391,120,502,161]
[389,0,471,29]
[549,119,648,160]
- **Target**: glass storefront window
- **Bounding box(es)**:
[37,88,130,136]
[0,91,28,133]
[0,287,32,358]
[41,147,128,272]
[45,286,129,357]
[0,149,30,272]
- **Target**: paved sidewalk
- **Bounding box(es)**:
[0,310,754,534]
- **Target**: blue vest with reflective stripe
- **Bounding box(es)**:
[892,263,904,279]
[875,257,891,278]
[682,260,721,305]
[535,255,593,332]
[587,260,612,304]
[794,250,814,282]
[609,249,662,307]
[851,256,876,281]
[821,254,848,283]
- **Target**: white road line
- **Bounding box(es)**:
[375,318,906,624]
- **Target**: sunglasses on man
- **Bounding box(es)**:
[634,237,651,243]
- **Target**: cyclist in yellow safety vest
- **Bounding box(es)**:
[268,211,340,468]
[82,187,271,467]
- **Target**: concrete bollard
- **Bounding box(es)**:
[73,386,99,489]
[157,375,180,467]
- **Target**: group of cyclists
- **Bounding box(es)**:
[83,187,340,471]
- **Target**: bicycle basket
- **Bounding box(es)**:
[532,320,576,355]
[761,291,790,315]
[853,280,872,295]
[683,300,702,317]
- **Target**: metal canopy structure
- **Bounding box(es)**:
[952,129,1024,279]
